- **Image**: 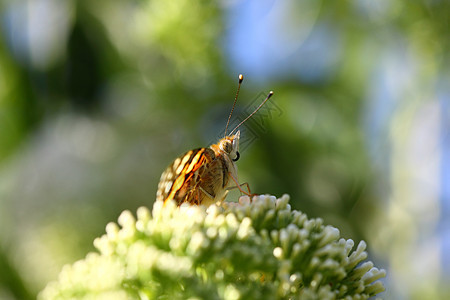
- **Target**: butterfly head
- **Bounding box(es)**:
[218,130,240,162]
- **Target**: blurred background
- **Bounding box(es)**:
[0,0,448,299]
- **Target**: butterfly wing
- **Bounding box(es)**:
[157,148,225,205]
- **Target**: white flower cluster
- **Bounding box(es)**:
[39,194,385,299]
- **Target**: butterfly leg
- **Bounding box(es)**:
[226,182,252,194]
[240,182,252,195]
[228,172,258,200]
[196,188,201,205]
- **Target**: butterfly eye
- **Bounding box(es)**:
[220,140,232,153]
[232,151,240,162]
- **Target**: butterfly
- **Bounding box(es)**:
[156,74,273,206]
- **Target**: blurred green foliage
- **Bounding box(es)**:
[0,0,448,299]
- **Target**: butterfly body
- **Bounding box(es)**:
[156,132,240,206]
[156,74,273,207]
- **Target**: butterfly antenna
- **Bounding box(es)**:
[229,91,274,135]
[224,74,244,137]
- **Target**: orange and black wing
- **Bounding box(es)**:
[156,148,217,205]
